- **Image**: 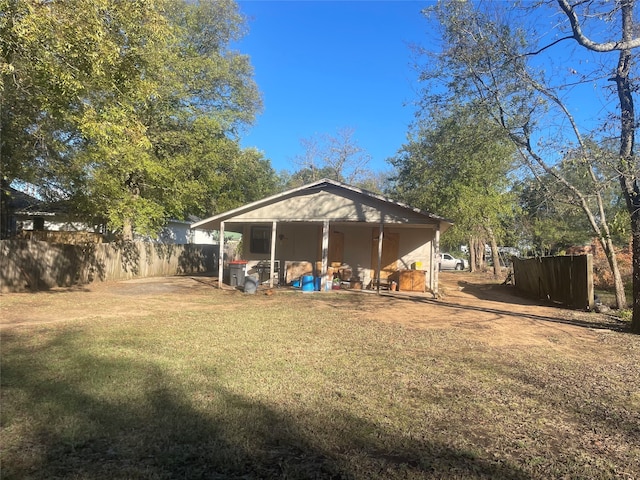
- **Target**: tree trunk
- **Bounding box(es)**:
[469,236,477,272]
[122,218,134,242]
[485,225,501,278]
[474,239,485,271]
[598,236,627,310]
[613,1,639,331]
[0,177,10,239]
[632,210,640,333]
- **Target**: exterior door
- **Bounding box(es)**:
[371,229,399,282]
[328,230,344,265]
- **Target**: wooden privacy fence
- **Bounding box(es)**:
[0,240,218,293]
[511,255,594,310]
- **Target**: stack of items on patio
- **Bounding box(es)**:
[285,261,361,291]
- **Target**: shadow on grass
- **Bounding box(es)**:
[1,329,530,480]
[342,289,630,333]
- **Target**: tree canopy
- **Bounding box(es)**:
[1,0,276,239]
[414,0,638,326]
[390,105,517,272]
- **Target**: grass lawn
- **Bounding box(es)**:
[1,278,639,479]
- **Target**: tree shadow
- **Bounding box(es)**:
[344,287,630,332]
[0,239,107,292]
[0,240,221,293]
[1,330,530,479]
[177,244,217,274]
[113,239,140,276]
[452,280,631,332]
[454,280,558,308]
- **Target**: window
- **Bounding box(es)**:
[250,226,271,254]
[33,217,45,231]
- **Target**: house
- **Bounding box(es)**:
[1,186,103,242]
[153,217,227,245]
[190,178,452,295]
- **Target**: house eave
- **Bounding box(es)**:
[190,178,453,232]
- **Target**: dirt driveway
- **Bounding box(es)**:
[0,271,628,344]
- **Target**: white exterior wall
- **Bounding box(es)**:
[18,219,99,233]
[397,227,434,273]
[234,223,434,288]
[191,228,217,245]
[340,225,373,285]
[158,221,218,245]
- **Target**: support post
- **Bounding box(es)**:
[429,233,434,292]
[321,220,330,291]
[433,226,440,298]
[218,221,225,289]
[377,223,384,294]
[270,221,277,288]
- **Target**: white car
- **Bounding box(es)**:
[439,253,467,271]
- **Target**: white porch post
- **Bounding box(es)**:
[321,220,330,292]
[269,221,277,288]
[429,232,434,293]
[218,221,225,289]
[377,222,384,294]
[433,226,441,298]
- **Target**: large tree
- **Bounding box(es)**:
[516,147,628,256]
[1,0,271,240]
[555,0,639,329]
[417,0,637,327]
[390,105,517,276]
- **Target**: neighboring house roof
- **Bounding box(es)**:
[191,178,453,233]
[5,187,46,215]
[5,187,68,217]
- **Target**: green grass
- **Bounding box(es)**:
[1,285,639,479]
[595,284,634,322]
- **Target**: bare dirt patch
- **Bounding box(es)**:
[1,271,627,343]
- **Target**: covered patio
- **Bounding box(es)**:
[191,179,452,295]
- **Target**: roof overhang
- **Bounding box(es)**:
[191,178,453,233]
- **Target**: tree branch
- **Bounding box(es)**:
[522,36,574,56]
[557,0,640,51]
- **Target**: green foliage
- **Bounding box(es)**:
[389,105,517,248]
[515,142,631,254]
[1,0,271,239]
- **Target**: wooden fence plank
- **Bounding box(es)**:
[0,240,218,292]
[511,255,594,310]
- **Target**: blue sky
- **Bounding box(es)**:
[236,1,432,174]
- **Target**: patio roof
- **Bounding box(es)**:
[191,178,452,233]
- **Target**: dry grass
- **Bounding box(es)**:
[1,277,639,479]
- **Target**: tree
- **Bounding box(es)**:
[555,0,640,330]
[417,1,634,323]
[390,105,517,276]
[517,142,630,255]
[1,0,268,240]
[291,127,372,186]
[1,0,167,235]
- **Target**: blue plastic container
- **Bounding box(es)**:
[301,275,315,292]
[291,278,301,288]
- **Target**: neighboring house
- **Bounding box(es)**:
[157,217,241,246]
[2,187,102,242]
[191,178,452,295]
[156,218,213,245]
